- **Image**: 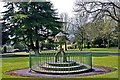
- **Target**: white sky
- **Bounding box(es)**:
[0,2,5,13]
[50,0,75,17]
[0,0,75,18]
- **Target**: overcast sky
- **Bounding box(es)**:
[0,0,75,18]
[50,0,75,17]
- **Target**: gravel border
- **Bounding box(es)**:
[5,66,117,78]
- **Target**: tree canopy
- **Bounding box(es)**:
[74,0,120,50]
[2,2,63,53]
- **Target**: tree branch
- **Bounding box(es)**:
[104,9,120,22]
[113,5,118,18]
[108,2,120,9]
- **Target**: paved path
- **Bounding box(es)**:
[0,53,29,58]
[5,66,117,78]
[0,52,120,58]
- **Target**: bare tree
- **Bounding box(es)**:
[60,13,69,51]
[83,16,116,48]
[74,0,120,51]
[67,11,91,50]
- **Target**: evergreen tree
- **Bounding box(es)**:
[2,2,62,53]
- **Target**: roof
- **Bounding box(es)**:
[56,32,66,37]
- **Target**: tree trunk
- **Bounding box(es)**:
[3,46,7,53]
[79,40,83,51]
[64,42,67,51]
[35,40,40,54]
[79,45,83,51]
[107,39,110,48]
[30,37,34,50]
[35,27,40,54]
[40,42,44,51]
[102,38,106,48]
[87,41,90,49]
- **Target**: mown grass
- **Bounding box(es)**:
[1,48,119,55]
[1,47,119,79]
[2,57,29,78]
[2,55,118,79]
[41,47,119,53]
[77,56,118,78]
[82,47,119,53]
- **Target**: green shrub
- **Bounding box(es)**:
[1,45,14,53]
[67,45,74,49]
[14,43,26,51]
[44,43,55,50]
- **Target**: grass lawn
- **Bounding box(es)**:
[67,47,119,53]
[2,55,118,78]
[40,47,119,54]
[2,57,29,78]
[1,48,119,56]
[82,47,119,53]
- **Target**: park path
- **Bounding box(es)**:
[0,52,120,58]
[84,52,120,56]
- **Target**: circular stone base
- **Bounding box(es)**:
[46,61,77,67]
[5,66,117,78]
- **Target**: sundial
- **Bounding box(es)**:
[54,32,67,62]
[29,32,92,74]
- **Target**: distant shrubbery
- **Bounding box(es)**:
[43,43,56,50]
[1,45,14,53]
[67,45,77,49]
[67,46,74,49]
[14,43,27,52]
